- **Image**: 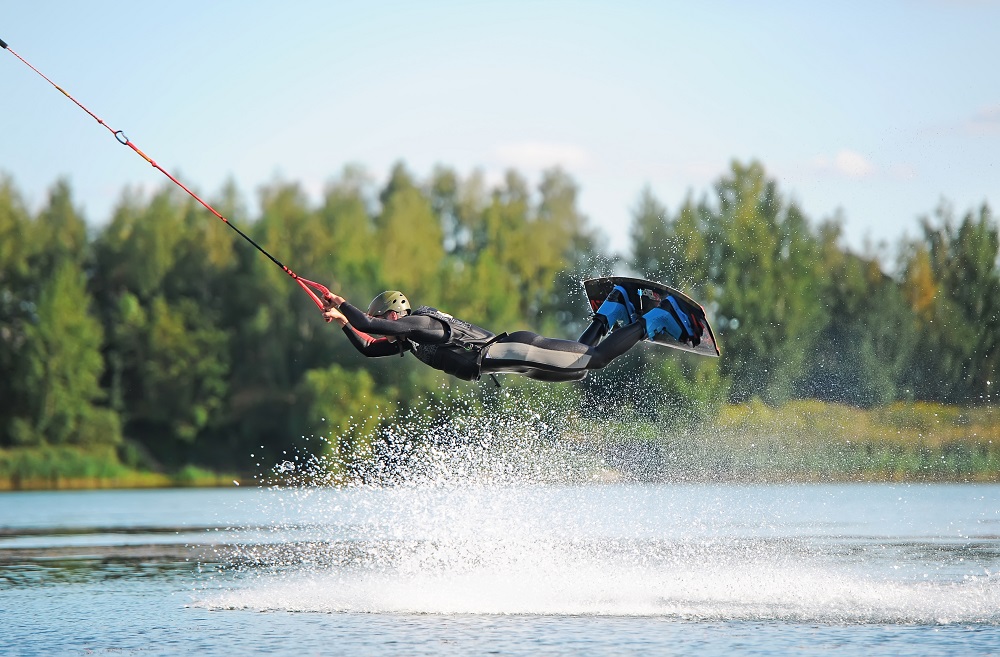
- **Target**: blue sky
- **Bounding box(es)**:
[3,1,998,257]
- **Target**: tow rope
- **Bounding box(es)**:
[1,35,331,309]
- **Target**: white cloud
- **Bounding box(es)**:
[494,141,594,171]
[811,149,876,179]
[834,149,876,178]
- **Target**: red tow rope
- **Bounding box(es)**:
[1,36,331,310]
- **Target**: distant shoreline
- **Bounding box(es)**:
[0,472,243,492]
[2,472,999,492]
[4,399,999,491]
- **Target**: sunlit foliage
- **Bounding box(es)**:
[0,160,996,480]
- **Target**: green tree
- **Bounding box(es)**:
[0,175,35,446]
[89,184,239,466]
[650,357,731,423]
[628,189,707,299]
[210,180,326,468]
[94,187,187,300]
[448,170,529,330]
[1,181,120,449]
[295,364,397,470]
[165,181,241,305]
[126,297,228,460]
[903,202,1000,402]
[319,165,382,294]
[430,164,487,258]
[534,167,605,336]
[629,186,671,279]
[375,162,445,300]
[622,187,720,415]
[14,261,120,448]
[703,161,827,403]
[803,219,917,405]
[32,178,89,270]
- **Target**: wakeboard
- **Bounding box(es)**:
[583,276,721,357]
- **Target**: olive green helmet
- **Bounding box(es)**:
[367,290,410,317]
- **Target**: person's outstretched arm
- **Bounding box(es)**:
[321,293,448,355]
[323,305,405,357]
[336,303,447,342]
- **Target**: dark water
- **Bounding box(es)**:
[2,483,1000,656]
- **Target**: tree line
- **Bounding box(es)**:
[0,160,996,474]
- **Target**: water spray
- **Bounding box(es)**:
[0,36,332,309]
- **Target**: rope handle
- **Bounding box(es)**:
[296,278,333,310]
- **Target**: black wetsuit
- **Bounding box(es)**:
[339,303,645,382]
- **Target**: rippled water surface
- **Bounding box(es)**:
[2,483,1000,656]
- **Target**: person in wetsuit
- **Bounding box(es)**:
[320,286,695,383]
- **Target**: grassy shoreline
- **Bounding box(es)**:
[0,472,240,492]
[0,445,241,492]
[3,400,1000,490]
[591,399,1000,484]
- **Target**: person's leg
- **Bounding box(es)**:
[484,323,646,378]
[485,331,592,374]
[577,318,607,346]
[586,321,646,367]
[578,285,637,346]
[483,292,700,382]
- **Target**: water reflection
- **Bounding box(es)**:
[0,550,210,588]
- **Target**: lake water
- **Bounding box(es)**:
[2,482,1000,656]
